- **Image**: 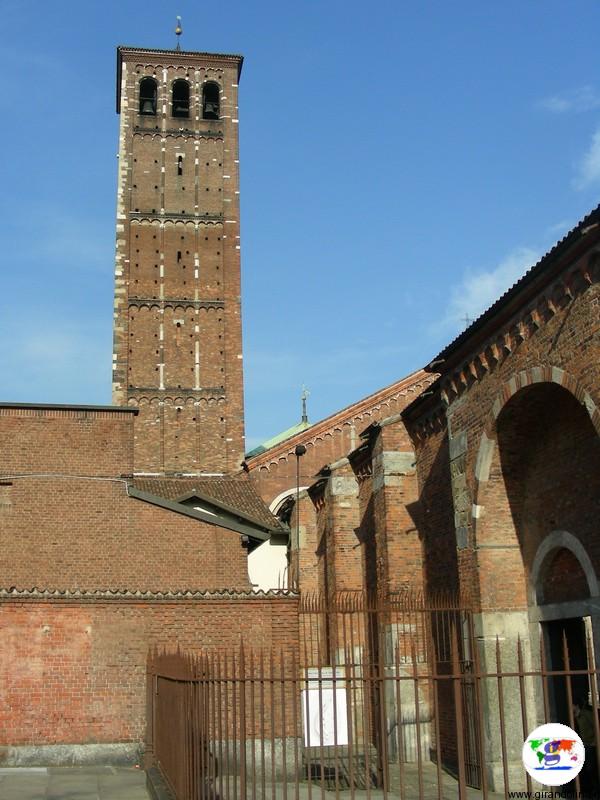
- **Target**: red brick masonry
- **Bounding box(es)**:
[0,595,299,751]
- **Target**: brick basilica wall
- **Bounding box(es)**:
[406,238,600,611]
[290,225,600,616]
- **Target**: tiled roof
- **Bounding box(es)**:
[246,419,312,458]
[133,476,282,531]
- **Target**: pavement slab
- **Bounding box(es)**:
[0,766,150,800]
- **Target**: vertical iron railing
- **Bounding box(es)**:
[146,592,600,800]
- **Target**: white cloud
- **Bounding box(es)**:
[435,246,540,337]
[539,85,600,114]
[574,128,600,189]
[544,219,573,239]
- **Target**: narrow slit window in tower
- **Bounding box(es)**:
[177,156,183,176]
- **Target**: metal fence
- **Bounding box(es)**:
[145,593,600,800]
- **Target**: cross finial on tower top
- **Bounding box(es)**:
[175,16,183,51]
[301,385,310,424]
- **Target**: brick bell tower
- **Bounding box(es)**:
[112,45,245,475]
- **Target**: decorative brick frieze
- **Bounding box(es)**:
[0,587,297,602]
[437,259,599,408]
[127,299,225,309]
[129,212,224,222]
[134,126,224,139]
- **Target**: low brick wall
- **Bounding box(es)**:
[0,594,299,765]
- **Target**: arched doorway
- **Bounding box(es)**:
[531,533,600,723]
[474,379,600,620]
[471,379,600,788]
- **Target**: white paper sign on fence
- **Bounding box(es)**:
[301,687,349,747]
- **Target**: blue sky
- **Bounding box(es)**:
[1,1,599,450]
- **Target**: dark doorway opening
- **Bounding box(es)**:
[544,617,589,723]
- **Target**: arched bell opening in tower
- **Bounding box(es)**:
[202,82,220,120]
[172,80,190,118]
[139,77,158,116]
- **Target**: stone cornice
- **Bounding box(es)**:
[118,46,243,69]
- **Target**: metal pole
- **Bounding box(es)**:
[294,444,306,589]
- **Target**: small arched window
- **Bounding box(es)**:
[202,83,220,120]
[172,80,190,118]
[139,78,157,116]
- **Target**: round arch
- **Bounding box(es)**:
[472,367,600,541]
[269,487,309,515]
[530,530,599,605]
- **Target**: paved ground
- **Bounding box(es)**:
[215,762,508,799]
[0,766,150,800]
[0,762,575,800]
